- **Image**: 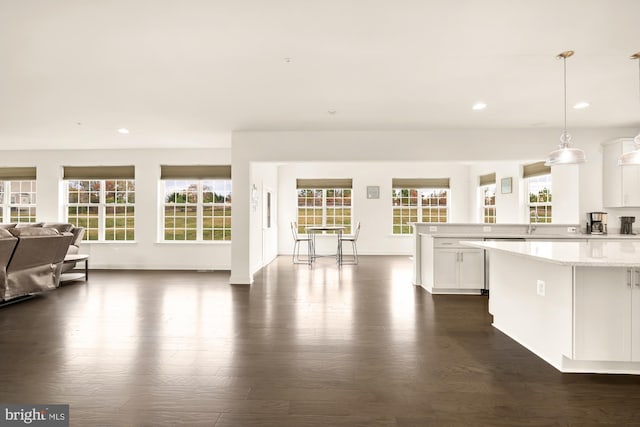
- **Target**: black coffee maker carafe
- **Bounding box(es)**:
[586,212,608,234]
[621,216,635,235]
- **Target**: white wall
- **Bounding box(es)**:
[277,162,470,255]
[231,128,636,284]
[468,161,580,224]
[551,164,580,224]
[6,127,632,279]
[0,148,232,270]
[468,162,526,223]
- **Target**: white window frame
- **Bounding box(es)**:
[65,179,136,241]
[526,174,552,223]
[0,180,37,223]
[162,179,232,242]
[480,183,496,224]
[392,188,449,234]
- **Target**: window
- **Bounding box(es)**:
[479,173,496,224]
[64,166,135,241]
[296,179,352,234]
[163,180,232,240]
[0,167,38,223]
[527,174,552,223]
[523,161,552,223]
[481,184,496,223]
[160,165,232,241]
[392,178,450,234]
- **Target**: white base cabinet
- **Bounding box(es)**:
[574,267,640,362]
[422,237,484,293]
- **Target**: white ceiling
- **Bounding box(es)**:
[2,0,640,150]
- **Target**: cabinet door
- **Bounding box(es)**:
[622,162,640,207]
[433,249,458,288]
[574,267,631,361]
[633,270,640,362]
[458,249,485,289]
[602,141,623,208]
[602,139,640,207]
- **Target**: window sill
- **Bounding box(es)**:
[154,240,231,245]
[81,240,137,244]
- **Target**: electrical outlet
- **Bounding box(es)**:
[536,280,546,296]
[429,226,438,232]
[567,226,577,233]
[483,226,492,232]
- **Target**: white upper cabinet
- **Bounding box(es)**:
[603,139,640,208]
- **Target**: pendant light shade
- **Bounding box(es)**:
[618,52,640,166]
[545,51,587,166]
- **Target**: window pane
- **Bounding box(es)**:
[393,187,448,233]
[8,180,37,223]
[203,180,232,241]
[481,184,496,224]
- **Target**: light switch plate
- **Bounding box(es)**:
[429,226,438,232]
[483,226,492,232]
[536,280,546,296]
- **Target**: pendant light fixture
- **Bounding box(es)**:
[545,51,587,166]
[618,52,640,166]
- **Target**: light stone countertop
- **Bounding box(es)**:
[421,233,640,240]
[461,240,640,267]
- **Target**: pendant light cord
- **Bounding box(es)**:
[635,55,640,148]
[563,55,567,136]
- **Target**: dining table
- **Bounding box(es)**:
[305,226,346,264]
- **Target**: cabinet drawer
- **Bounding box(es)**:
[434,238,481,248]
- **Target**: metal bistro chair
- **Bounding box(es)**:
[290,221,313,265]
[338,221,360,265]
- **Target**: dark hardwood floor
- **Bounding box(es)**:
[1,256,640,426]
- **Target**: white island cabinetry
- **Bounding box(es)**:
[464,240,640,374]
[574,267,640,362]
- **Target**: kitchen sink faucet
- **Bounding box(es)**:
[528,209,539,234]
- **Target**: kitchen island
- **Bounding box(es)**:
[412,222,640,294]
[463,239,640,374]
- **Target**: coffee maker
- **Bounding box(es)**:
[586,212,608,235]
[620,216,635,235]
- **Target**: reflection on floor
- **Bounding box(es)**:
[1,256,639,426]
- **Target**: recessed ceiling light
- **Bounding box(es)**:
[284,57,293,63]
[328,110,337,115]
[472,102,487,110]
[573,101,590,109]
[117,128,130,134]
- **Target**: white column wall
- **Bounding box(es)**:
[249,162,279,275]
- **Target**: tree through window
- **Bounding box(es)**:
[527,174,552,223]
